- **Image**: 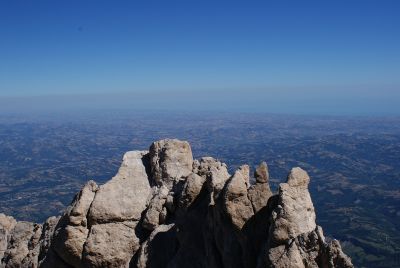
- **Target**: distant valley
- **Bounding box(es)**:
[0,111,399,267]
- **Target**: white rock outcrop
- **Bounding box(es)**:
[0,139,353,268]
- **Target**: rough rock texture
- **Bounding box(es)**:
[0,139,353,268]
[83,221,139,267]
[37,216,61,267]
[255,161,269,183]
[193,157,230,205]
[248,162,273,213]
[150,139,193,189]
[136,224,177,268]
[270,167,316,244]
[1,220,42,268]
[223,165,254,230]
[142,186,169,231]
[88,151,151,224]
[178,173,206,210]
[0,214,16,263]
[51,180,98,267]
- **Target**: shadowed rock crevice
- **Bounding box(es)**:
[0,139,353,268]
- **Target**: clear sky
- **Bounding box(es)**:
[0,0,399,114]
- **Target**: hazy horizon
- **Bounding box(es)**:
[1,85,400,116]
[1,0,400,116]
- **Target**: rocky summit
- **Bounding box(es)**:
[0,139,353,268]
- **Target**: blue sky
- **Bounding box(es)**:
[0,0,399,114]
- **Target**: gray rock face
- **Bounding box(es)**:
[287,167,311,187]
[149,139,193,189]
[83,221,139,267]
[0,139,353,268]
[248,162,273,213]
[194,157,230,205]
[248,182,272,213]
[223,165,254,230]
[37,216,60,267]
[178,173,206,210]
[1,220,42,268]
[51,180,98,267]
[270,168,316,244]
[0,214,16,263]
[254,161,269,183]
[142,186,169,231]
[88,151,151,224]
[136,224,176,268]
[264,168,352,267]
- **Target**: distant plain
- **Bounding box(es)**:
[0,111,399,267]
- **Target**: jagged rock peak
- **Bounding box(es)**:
[149,139,193,189]
[271,167,316,244]
[0,139,353,268]
[287,167,310,187]
[255,161,269,183]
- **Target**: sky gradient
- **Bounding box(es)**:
[0,0,399,114]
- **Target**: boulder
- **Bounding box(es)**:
[88,151,151,224]
[287,167,310,188]
[83,221,140,268]
[149,139,193,189]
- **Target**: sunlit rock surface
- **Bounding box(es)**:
[0,139,353,268]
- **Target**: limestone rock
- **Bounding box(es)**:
[254,161,269,183]
[37,216,60,267]
[150,139,193,189]
[142,186,169,231]
[248,162,273,213]
[268,242,305,268]
[178,173,206,210]
[0,139,353,268]
[83,221,140,268]
[248,182,272,213]
[194,157,230,205]
[324,239,354,268]
[264,167,352,267]
[0,214,16,232]
[53,225,88,267]
[165,194,175,213]
[136,224,177,268]
[88,151,151,224]
[52,180,98,267]
[266,227,353,268]
[270,168,316,244]
[0,214,17,262]
[287,167,310,188]
[69,180,98,226]
[1,221,42,268]
[223,165,254,230]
